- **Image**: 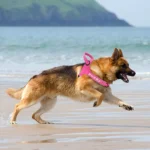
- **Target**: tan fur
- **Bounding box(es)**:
[7,88,24,100]
[7,48,135,124]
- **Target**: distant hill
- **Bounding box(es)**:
[0,0,131,26]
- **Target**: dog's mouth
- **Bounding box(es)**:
[116,72,129,83]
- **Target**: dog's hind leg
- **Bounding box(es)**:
[10,85,46,124]
[10,97,42,124]
[32,96,57,124]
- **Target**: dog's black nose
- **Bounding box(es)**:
[127,70,136,76]
[130,70,136,76]
[131,71,136,76]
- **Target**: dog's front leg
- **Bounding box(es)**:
[93,94,104,107]
[80,86,104,107]
[104,89,134,111]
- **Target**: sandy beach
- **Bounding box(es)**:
[0,80,150,150]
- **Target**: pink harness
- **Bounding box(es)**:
[79,52,109,87]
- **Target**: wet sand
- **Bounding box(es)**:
[0,80,150,150]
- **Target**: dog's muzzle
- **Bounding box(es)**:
[116,69,136,83]
[116,72,129,83]
[127,70,136,76]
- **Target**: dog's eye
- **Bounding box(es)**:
[121,64,126,68]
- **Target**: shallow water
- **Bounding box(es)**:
[0,27,150,82]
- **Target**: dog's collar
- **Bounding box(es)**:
[78,52,109,87]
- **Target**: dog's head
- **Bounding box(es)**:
[110,48,136,83]
[96,48,136,83]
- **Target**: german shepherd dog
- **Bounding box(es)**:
[7,48,135,124]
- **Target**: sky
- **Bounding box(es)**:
[96,0,150,27]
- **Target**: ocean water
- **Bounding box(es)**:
[0,27,150,82]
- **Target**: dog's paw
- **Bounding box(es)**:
[10,121,17,125]
[93,101,98,107]
[121,104,134,111]
[44,121,54,124]
[39,120,54,124]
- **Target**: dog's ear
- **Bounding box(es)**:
[118,49,123,57]
[111,48,119,61]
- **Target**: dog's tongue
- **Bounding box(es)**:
[121,73,129,83]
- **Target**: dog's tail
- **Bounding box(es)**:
[6,87,24,100]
